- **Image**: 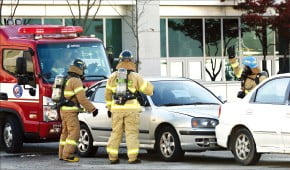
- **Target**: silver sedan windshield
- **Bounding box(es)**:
[151,80,220,106]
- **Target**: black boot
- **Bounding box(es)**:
[110,159,120,164]
[128,159,141,164]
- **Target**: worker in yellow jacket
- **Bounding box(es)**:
[105,50,154,164]
[58,59,98,162]
[227,46,268,98]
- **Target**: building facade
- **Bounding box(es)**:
[1,0,286,101]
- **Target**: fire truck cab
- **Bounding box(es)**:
[0,25,111,153]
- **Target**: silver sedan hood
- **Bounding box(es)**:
[158,105,220,119]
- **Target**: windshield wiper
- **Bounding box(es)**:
[85,75,108,79]
[183,102,219,105]
[161,103,183,106]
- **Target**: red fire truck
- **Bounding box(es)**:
[0,25,111,153]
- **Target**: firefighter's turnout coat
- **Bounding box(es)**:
[229,58,267,94]
[105,61,154,162]
[58,65,96,160]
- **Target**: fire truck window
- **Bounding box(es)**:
[3,50,22,74]
[23,51,34,73]
[3,49,34,75]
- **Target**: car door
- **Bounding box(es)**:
[138,94,152,146]
[280,77,290,153]
[86,82,112,143]
[245,78,287,153]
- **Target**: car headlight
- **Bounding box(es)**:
[191,117,219,128]
[43,96,59,121]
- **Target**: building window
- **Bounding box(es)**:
[106,18,122,69]
[168,19,203,57]
[160,19,166,58]
[241,24,275,56]
[205,19,221,57]
[44,18,63,25]
[65,19,103,39]
[223,19,239,81]
[22,18,41,25]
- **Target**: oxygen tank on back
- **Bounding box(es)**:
[52,75,65,102]
[115,68,127,97]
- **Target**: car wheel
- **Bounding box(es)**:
[231,128,261,165]
[156,126,184,161]
[78,124,97,157]
[1,115,23,153]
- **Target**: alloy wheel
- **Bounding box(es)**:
[235,133,251,160]
[78,128,90,153]
[159,132,175,158]
[3,123,13,148]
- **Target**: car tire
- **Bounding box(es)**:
[231,128,261,165]
[156,126,184,161]
[78,123,97,157]
[146,149,157,154]
[1,115,23,153]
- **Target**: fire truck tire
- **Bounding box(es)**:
[2,115,23,153]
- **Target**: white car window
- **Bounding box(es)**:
[92,86,105,103]
[255,77,290,104]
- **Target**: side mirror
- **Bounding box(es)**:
[218,96,227,103]
[16,57,29,85]
[0,92,8,100]
[16,57,27,75]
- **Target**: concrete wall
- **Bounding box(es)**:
[122,0,161,76]
[202,82,241,103]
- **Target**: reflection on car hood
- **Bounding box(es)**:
[159,105,220,119]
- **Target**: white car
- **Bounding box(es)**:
[216,73,290,165]
[78,77,222,161]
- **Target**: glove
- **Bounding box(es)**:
[92,109,98,117]
[107,111,112,118]
[237,91,245,99]
[227,45,235,59]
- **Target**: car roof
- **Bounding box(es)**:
[91,76,195,88]
[97,76,191,83]
[268,73,290,79]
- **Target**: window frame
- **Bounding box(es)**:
[251,77,290,105]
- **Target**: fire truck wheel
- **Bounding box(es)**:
[2,115,23,153]
[77,123,97,157]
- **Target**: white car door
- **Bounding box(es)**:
[280,78,290,152]
[86,83,112,143]
[246,78,287,153]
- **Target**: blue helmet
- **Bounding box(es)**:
[242,56,258,69]
[119,50,134,62]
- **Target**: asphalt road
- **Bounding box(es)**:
[1,142,290,170]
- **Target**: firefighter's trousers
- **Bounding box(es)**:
[107,111,140,162]
[58,111,80,159]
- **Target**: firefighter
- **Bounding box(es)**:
[227,46,268,98]
[58,59,98,162]
[105,50,154,164]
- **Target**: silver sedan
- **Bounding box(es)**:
[78,77,222,161]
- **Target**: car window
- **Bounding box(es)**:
[151,80,220,106]
[92,86,105,103]
[254,77,290,105]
